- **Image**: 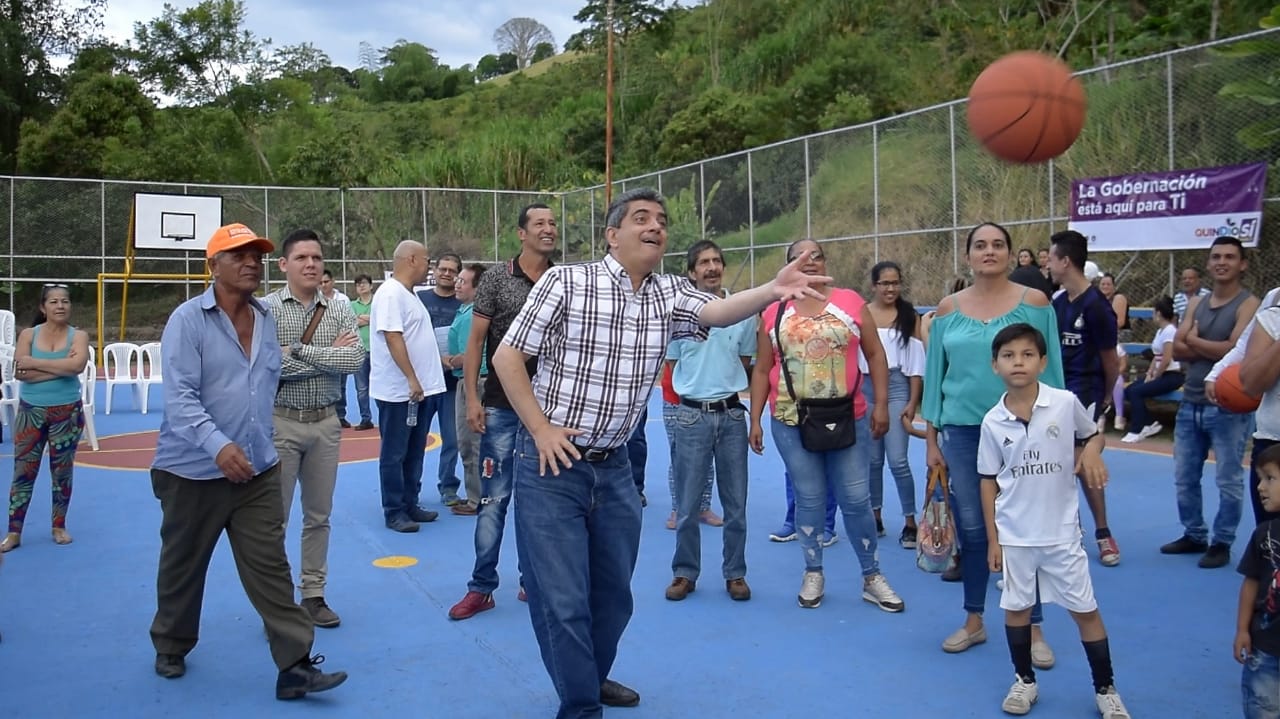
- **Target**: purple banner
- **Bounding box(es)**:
[1068,163,1267,251]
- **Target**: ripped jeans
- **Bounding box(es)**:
[467,406,520,594]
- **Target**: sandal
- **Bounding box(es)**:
[51,528,73,545]
[0,532,20,552]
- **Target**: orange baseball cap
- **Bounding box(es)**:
[206,223,274,258]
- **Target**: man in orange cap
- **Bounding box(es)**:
[149,223,348,700]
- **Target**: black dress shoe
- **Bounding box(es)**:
[339,419,352,429]
[276,655,348,700]
[407,506,439,523]
[155,653,186,679]
[600,679,640,707]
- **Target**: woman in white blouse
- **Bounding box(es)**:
[862,261,925,548]
[1120,296,1183,443]
[1238,287,1280,524]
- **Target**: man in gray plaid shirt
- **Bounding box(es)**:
[263,229,365,628]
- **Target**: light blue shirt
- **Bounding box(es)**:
[667,315,757,401]
[152,286,282,480]
[448,303,487,378]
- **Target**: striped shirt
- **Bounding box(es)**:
[502,253,714,449]
[1173,287,1210,322]
[263,286,366,411]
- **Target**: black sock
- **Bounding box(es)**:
[1095,527,1111,540]
[1082,637,1115,692]
[1006,624,1035,682]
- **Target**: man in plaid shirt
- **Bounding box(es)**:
[493,188,831,718]
[263,229,365,628]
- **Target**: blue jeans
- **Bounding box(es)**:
[468,407,520,594]
[376,399,432,520]
[1173,400,1250,546]
[513,428,641,719]
[1243,649,1280,719]
[942,425,1042,622]
[353,357,372,424]
[864,368,917,517]
[671,405,748,581]
[627,406,647,494]
[431,386,461,500]
[662,403,711,513]
[770,417,879,576]
[782,470,836,532]
[1123,371,1183,431]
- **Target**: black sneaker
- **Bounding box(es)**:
[407,506,438,523]
[339,419,352,429]
[1159,535,1208,555]
[899,525,918,549]
[875,517,886,537]
[276,655,348,700]
[155,653,186,678]
[1198,543,1231,568]
[385,514,420,533]
[302,597,341,628]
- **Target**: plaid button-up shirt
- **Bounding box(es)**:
[263,286,365,411]
[502,254,714,449]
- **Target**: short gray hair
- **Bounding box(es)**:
[605,187,666,229]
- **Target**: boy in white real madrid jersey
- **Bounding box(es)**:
[978,323,1130,719]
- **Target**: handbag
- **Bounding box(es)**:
[916,465,959,573]
[772,300,858,452]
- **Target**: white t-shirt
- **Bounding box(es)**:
[978,383,1096,546]
[1151,324,1179,373]
[858,326,925,376]
[1252,306,1280,441]
[369,280,446,402]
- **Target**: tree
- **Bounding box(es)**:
[0,0,106,171]
[565,0,670,50]
[476,52,519,80]
[493,17,555,69]
[130,0,276,178]
[17,72,155,178]
[530,42,556,65]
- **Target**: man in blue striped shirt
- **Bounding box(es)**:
[149,223,347,700]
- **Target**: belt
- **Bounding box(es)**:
[571,444,616,463]
[273,405,336,423]
[680,395,743,413]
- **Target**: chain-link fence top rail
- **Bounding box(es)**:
[2,30,1278,342]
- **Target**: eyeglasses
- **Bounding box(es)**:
[875,281,902,288]
[787,252,826,263]
[434,267,459,275]
[44,283,68,289]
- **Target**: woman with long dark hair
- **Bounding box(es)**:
[1,284,89,552]
[1120,296,1182,443]
[922,222,1065,661]
[863,261,923,547]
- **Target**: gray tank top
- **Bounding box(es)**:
[1184,289,1253,403]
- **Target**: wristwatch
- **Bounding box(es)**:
[290,341,303,357]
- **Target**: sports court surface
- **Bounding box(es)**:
[0,386,1241,718]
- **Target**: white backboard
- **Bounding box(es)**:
[133,192,224,251]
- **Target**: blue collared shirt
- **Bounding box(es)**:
[152,287,282,480]
[667,315,757,401]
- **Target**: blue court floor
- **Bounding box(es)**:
[0,386,1245,718]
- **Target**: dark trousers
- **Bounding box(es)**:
[627,407,647,494]
[149,464,313,671]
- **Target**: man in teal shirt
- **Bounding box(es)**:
[448,263,487,514]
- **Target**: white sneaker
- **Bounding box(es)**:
[821,531,839,547]
[1138,421,1162,439]
[1120,432,1142,443]
[862,573,905,612]
[1002,676,1039,715]
[1113,416,1126,431]
[798,570,824,608]
[1095,686,1131,718]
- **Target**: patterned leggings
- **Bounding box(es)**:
[8,400,84,533]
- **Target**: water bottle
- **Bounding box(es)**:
[406,399,419,427]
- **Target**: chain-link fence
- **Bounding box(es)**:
[1,30,1278,342]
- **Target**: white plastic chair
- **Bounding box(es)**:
[103,341,141,414]
[0,344,18,431]
[79,345,98,451]
[0,310,15,347]
[138,342,162,414]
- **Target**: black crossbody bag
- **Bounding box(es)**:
[773,301,859,452]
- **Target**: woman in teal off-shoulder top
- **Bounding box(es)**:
[921,222,1065,661]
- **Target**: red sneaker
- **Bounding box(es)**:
[448,591,495,620]
[517,585,528,602]
[1097,536,1121,567]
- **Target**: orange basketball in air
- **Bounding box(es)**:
[1215,364,1261,414]
[967,51,1087,164]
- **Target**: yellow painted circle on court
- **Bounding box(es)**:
[372,555,419,568]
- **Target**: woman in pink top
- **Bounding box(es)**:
[748,239,904,613]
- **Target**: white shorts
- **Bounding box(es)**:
[1000,542,1098,614]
